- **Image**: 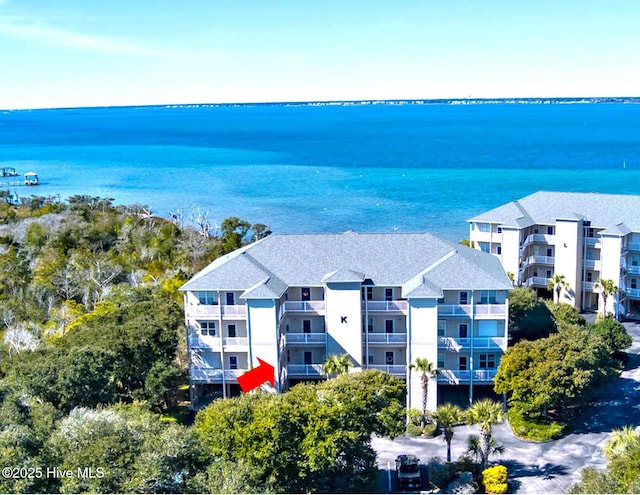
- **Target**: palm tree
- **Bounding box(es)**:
[433,403,464,462]
[409,357,438,427]
[322,354,352,378]
[465,399,504,468]
[595,278,618,317]
[466,435,505,464]
[604,426,640,460]
[547,274,570,303]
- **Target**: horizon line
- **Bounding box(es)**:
[2,95,639,112]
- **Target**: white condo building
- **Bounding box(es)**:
[180,232,511,410]
[468,191,640,318]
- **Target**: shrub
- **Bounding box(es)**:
[406,423,422,436]
[447,472,478,494]
[507,408,565,441]
[407,408,422,426]
[428,458,457,490]
[422,422,437,437]
[482,465,508,494]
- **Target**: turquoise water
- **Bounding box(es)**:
[1,104,639,240]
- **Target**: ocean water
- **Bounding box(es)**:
[0,103,639,241]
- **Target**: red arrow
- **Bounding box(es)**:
[237,358,275,393]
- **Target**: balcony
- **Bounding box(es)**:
[626,242,640,252]
[625,288,640,299]
[287,364,324,377]
[438,304,507,318]
[438,336,506,351]
[190,368,247,382]
[584,237,602,248]
[582,282,596,292]
[521,255,555,269]
[437,369,497,385]
[627,265,640,275]
[583,259,602,271]
[283,300,326,313]
[187,304,247,319]
[523,276,550,288]
[521,233,554,248]
[286,333,327,345]
[364,333,407,345]
[438,304,472,317]
[363,300,408,313]
[368,364,406,376]
[188,335,249,349]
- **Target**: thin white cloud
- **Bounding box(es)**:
[0,18,178,57]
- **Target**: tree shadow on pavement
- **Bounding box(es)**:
[503,460,569,480]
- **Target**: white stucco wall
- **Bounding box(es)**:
[600,235,623,316]
[408,298,438,412]
[554,219,581,307]
[247,299,280,392]
[325,282,363,368]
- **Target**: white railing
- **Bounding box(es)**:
[627,265,640,275]
[287,364,324,377]
[190,368,247,381]
[522,233,554,247]
[522,255,555,269]
[438,304,506,318]
[437,336,506,350]
[627,242,640,252]
[583,259,601,271]
[279,334,287,353]
[223,337,249,347]
[524,276,551,287]
[626,288,640,299]
[582,282,596,292]
[283,301,326,313]
[474,304,508,318]
[286,333,327,345]
[188,335,221,348]
[188,304,247,318]
[363,300,409,312]
[437,369,497,384]
[584,237,602,248]
[368,364,406,376]
[438,304,472,317]
[364,333,407,344]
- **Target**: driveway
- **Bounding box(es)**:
[373,321,640,493]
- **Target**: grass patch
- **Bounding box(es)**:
[507,408,566,441]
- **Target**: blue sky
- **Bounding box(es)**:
[0,0,639,109]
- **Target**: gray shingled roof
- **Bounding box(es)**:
[180,232,511,297]
[468,191,640,232]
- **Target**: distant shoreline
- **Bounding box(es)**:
[3,96,640,112]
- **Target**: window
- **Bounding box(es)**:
[497,227,502,234]
[304,351,312,365]
[479,353,496,369]
[303,320,311,333]
[459,356,468,371]
[367,287,373,300]
[546,248,553,257]
[197,291,216,305]
[385,288,393,301]
[385,320,394,333]
[534,228,539,234]
[497,246,502,255]
[459,324,468,339]
[437,320,446,336]
[301,288,311,301]
[480,290,497,304]
[587,272,593,282]
[229,356,238,370]
[546,270,552,278]
[285,324,290,332]
[459,292,468,304]
[226,292,235,305]
[478,242,490,253]
[198,321,216,336]
[385,352,394,365]
[287,350,290,363]
[437,357,445,369]
[227,324,236,338]
[547,226,554,235]
[632,279,638,289]
[368,354,374,364]
[367,317,373,332]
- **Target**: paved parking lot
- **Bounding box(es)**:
[374,321,640,493]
